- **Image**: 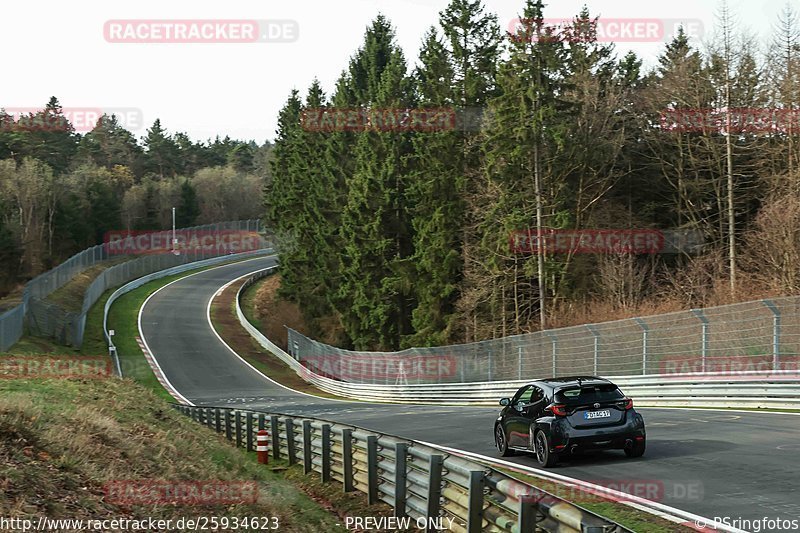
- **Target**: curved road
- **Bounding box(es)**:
[139,257,800,526]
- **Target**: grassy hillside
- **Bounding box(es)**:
[0,377,356,531]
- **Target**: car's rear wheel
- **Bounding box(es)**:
[625,438,646,458]
[534,430,558,468]
[495,424,514,457]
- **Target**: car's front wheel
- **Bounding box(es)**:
[625,438,646,458]
[495,424,514,457]
[533,430,558,468]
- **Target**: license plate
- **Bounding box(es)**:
[584,409,611,420]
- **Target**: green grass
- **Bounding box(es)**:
[3,336,82,355]
[81,289,114,356]
[581,501,687,533]
[105,273,188,402]
[105,256,274,401]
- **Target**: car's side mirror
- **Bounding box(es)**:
[499,398,511,406]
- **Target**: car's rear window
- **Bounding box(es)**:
[554,384,624,404]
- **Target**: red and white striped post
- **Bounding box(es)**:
[257,429,269,464]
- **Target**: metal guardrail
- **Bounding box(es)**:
[237,269,800,409]
[171,403,629,533]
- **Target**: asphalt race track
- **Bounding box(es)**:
[139,257,800,526]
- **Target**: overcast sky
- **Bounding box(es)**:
[3,0,790,143]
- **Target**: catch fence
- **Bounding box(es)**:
[287,298,800,384]
[0,220,267,350]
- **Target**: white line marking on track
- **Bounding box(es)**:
[137,256,272,407]
[413,440,748,533]
[205,268,357,404]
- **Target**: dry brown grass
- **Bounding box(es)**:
[0,284,25,313]
[252,275,309,350]
[211,277,345,399]
[548,270,779,330]
[0,378,349,531]
[45,257,132,312]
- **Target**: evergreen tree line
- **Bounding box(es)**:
[266,0,800,350]
[0,98,271,297]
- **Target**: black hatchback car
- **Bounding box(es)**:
[494,376,646,467]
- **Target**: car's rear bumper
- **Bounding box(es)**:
[549,412,645,453]
[557,432,645,452]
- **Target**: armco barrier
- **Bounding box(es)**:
[104,250,274,376]
[236,269,800,409]
[171,403,629,533]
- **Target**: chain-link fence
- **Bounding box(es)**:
[0,305,25,352]
[0,220,268,351]
[287,297,800,384]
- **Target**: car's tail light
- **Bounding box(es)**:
[623,398,633,410]
[547,404,568,416]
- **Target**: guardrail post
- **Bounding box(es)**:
[691,309,709,372]
[246,413,254,452]
[545,332,557,377]
[467,470,484,533]
[270,416,281,460]
[762,300,782,370]
[285,418,296,465]
[517,347,523,380]
[321,424,332,483]
[302,420,312,475]
[586,325,600,375]
[206,408,214,429]
[342,429,354,492]
[394,443,408,517]
[225,410,233,441]
[426,455,443,531]
[235,411,243,448]
[258,413,265,432]
[634,318,649,375]
[367,436,379,505]
[215,408,221,433]
[518,494,539,533]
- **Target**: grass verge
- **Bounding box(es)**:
[240,275,268,330]
[45,258,132,312]
[105,257,271,402]
[491,464,695,533]
[0,377,397,532]
[210,275,348,400]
